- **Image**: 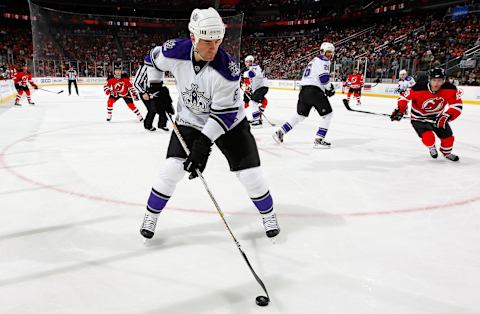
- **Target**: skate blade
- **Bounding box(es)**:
[272,134,282,144]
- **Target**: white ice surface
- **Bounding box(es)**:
[1,86,480,314]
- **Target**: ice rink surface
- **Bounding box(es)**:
[1,85,480,314]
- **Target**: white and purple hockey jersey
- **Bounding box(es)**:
[243,64,268,92]
[145,38,244,142]
[299,55,333,92]
[398,76,416,93]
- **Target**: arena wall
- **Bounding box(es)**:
[2,78,479,105]
[0,80,17,104]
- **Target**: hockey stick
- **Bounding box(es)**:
[166,114,271,304]
[342,99,410,119]
[342,100,437,123]
[37,87,64,94]
[261,112,276,126]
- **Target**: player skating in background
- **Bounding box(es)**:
[390,68,463,161]
[343,68,363,106]
[397,69,416,95]
[140,7,280,240]
[272,42,336,148]
[14,65,38,106]
[103,66,143,122]
[243,55,269,126]
[240,73,252,109]
[66,66,79,96]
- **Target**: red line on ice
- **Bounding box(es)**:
[1,124,478,217]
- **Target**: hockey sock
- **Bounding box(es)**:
[251,101,261,121]
[25,89,32,102]
[281,113,306,134]
[147,188,171,214]
[355,92,361,103]
[236,167,274,215]
[440,136,454,156]
[107,98,115,117]
[315,112,333,138]
[421,131,435,147]
[16,90,23,102]
[260,98,268,111]
[127,102,142,118]
[148,158,185,213]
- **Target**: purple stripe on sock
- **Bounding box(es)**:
[252,192,273,214]
[316,128,327,137]
[282,122,292,133]
[147,190,170,213]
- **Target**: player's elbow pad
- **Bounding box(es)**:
[446,106,462,121]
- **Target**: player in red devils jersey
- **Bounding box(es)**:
[390,68,463,161]
[343,69,364,106]
[14,65,38,106]
[104,66,143,122]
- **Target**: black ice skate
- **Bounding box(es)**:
[272,129,284,144]
[313,137,331,149]
[250,119,263,127]
[444,153,459,162]
[28,101,35,105]
[429,146,438,159]
[140,212,159,239]
[14,101,21,106]
[262,212,280,238]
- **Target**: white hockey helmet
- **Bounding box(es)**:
[188,7,225,46]
[320,42,335,54]
[245,55,254,63]
[399,69,408,78]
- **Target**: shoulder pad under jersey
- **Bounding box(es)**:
[209,47,240,82]
[411,81,428,91]
[317,55,329,62]
[161,38,192,61]
[441,82,457,90]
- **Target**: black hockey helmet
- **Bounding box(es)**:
[429,68,445,79]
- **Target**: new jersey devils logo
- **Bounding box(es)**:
[113,81,126,96]
[421,97,445,113]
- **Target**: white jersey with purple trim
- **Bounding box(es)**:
[398,76,416,93]
[244,64,268,91]
[145,38,244,142]
[299,55,333,92]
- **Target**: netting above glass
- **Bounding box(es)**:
[28,1,243,76]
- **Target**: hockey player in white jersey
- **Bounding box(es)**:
[272,42,336,148]
[243,55,269,126]
[140,7,280,240]
[397,69,415,95]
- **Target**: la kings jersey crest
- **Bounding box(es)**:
[181,83,212,114]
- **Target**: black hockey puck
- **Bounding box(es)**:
[255,295,269,306]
